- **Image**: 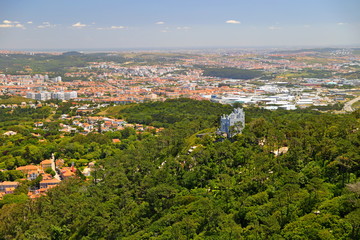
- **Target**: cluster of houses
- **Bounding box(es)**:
[58,115,162,134]
[0,157,91,199]
[0,181,19,196]
[0,101,58,109]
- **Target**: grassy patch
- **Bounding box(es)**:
[352,100,360,109]
[0,96,32,104]
[96,104,134,116]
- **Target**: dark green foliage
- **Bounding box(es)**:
[0,107,51,122]
[62,51,83,56]
[299,68,333,78]
[0,99,359,239]
[119,98,233,127]
[0,170,24,181]
[338,70,360,79]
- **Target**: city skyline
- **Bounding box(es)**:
[1,0,360,50]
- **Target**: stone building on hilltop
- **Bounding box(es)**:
[219,108,245,137]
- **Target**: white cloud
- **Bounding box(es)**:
[27,21,33,24]
[0,24,12,28]
[97,26,127,30]
[177,26,191,30]
[0,20,25,29]
[15,24,25,29]
[226,20,241,24]
[110,26,125,29]
[337,22,347,26]
[156,21,165,25]
[37,22,55,29]
[72,22,87,28]
[268,26,281,30]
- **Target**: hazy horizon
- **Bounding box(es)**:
[2,44,360,54]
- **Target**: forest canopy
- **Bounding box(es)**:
[0,99,360,239]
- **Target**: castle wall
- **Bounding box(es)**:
[219,108,245,137]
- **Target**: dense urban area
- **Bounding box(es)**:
[1,48,360,111]
[0,48,360,239]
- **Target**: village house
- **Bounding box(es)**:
[27,188,46,199]
[82,123,93,132]
[34,122,44,127]
[27,170,40,180]
[42,173,54,180]
[3,131,17,136]
[4,187,16,194]
[60,167,76,179]
[16,165,40,174]
[39,179,61,189]
[0,181,19,192]
[82,161,95,177]
[55,159,65,168]
[40,159,52,170]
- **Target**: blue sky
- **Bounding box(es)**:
[0,0,359,49]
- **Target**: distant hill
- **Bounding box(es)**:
[270,48,340,54]
[62,51,83,56]
[270,48,358,54]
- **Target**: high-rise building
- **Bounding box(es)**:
[64,91,77,100]
[51,92,65,100]
[35,91,51,101]
[26,91,77,101]
[53,76,62,82]
[26,92,36,99]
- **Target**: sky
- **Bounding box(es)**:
[0,0,360,50]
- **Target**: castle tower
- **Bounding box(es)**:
[220,108,245,137]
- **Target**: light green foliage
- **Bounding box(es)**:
[0,193,28,207]
[45,167,56,177]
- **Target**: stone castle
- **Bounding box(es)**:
[219,108,245,137]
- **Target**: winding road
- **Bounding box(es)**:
[343,96,360,112]
[50,153,61,180]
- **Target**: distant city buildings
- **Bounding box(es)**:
[0,50,359,109]
[52,76,62,83]
[35,92,51,101]
[26,91,77,101]
[64,91,78,100]
[219,108,245,137]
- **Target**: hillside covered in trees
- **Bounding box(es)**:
[0,99,360,239]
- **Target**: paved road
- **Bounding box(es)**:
[343,96,360,112]
[50,153,61,180]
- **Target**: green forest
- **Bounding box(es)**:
[0,53,125,73]
[0,99,360,239]
[0,52,194,74]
